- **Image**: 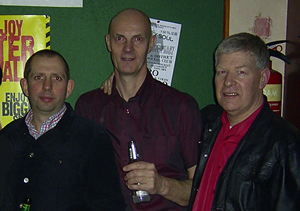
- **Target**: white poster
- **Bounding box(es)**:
[0,0,83,7]
[148,18,181,86]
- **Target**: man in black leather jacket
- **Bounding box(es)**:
[188,33,300,211]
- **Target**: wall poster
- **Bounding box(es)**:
[148,18,181,86]
[0,15,50,129]
[0,0,82,7]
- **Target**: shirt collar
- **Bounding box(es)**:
[25,104,67,139]
[111,70,154,106]
[221,102,264,140]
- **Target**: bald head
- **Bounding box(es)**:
[109,8,152,38]
[105,8,156,80]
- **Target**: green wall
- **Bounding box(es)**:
[0,0,224,109]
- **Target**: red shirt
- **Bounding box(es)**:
[76,70,202,211]
[192,104,263,211]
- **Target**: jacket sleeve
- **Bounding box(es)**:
[271,132,300,210]
[0,134,13,209]
[86,125,125,211]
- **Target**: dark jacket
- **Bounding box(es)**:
[188,100,300,211]
[0,135,13,208]
[0,103,125,211]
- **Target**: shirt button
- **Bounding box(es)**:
[208,128,212,132]
[23,178,29,183]
[204,154,208,158]
[58,159,63,164]
[126,109,130,114]
[29,152,34,157]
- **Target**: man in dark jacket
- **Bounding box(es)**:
[0,49,125,210]
[189,33,300,211]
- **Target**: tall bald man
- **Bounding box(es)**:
[76,8,202,211]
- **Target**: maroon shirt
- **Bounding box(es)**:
[75,71,202,211]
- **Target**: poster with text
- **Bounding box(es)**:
[0,15,50,129]
[0,0,82,7]
[147,18,181,86]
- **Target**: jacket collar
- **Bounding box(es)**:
[52,102,76,134]
[205,96,274,144]
[243,97,274,144]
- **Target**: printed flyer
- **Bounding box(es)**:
[147,18,182,86]
[0,15,50,129]
[0,0,83,7]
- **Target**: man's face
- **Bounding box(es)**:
[215,51,269,121]
[105,10,156,76]
[21,56,74,118]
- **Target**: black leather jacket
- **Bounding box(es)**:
[188,100,300,211]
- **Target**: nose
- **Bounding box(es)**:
[124,40,133,52]
[224,73,236,87]
[43,78,52,91]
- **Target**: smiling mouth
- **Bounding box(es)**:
[224,93,238,96]
[122,57,134,61]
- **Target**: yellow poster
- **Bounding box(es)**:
[0,15,50,129]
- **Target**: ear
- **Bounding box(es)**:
[105,34,112,52]
[65,79,75,99]
[259,68,271,89]
[20,78,29,97]
[147,34,157,53]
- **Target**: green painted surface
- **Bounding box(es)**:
[0,0,224,109]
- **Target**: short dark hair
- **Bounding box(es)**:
[215,32,269,70]
[24,49,70,80]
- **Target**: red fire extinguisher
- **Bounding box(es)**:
[264,60,282,115]
[264,40,290,116]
